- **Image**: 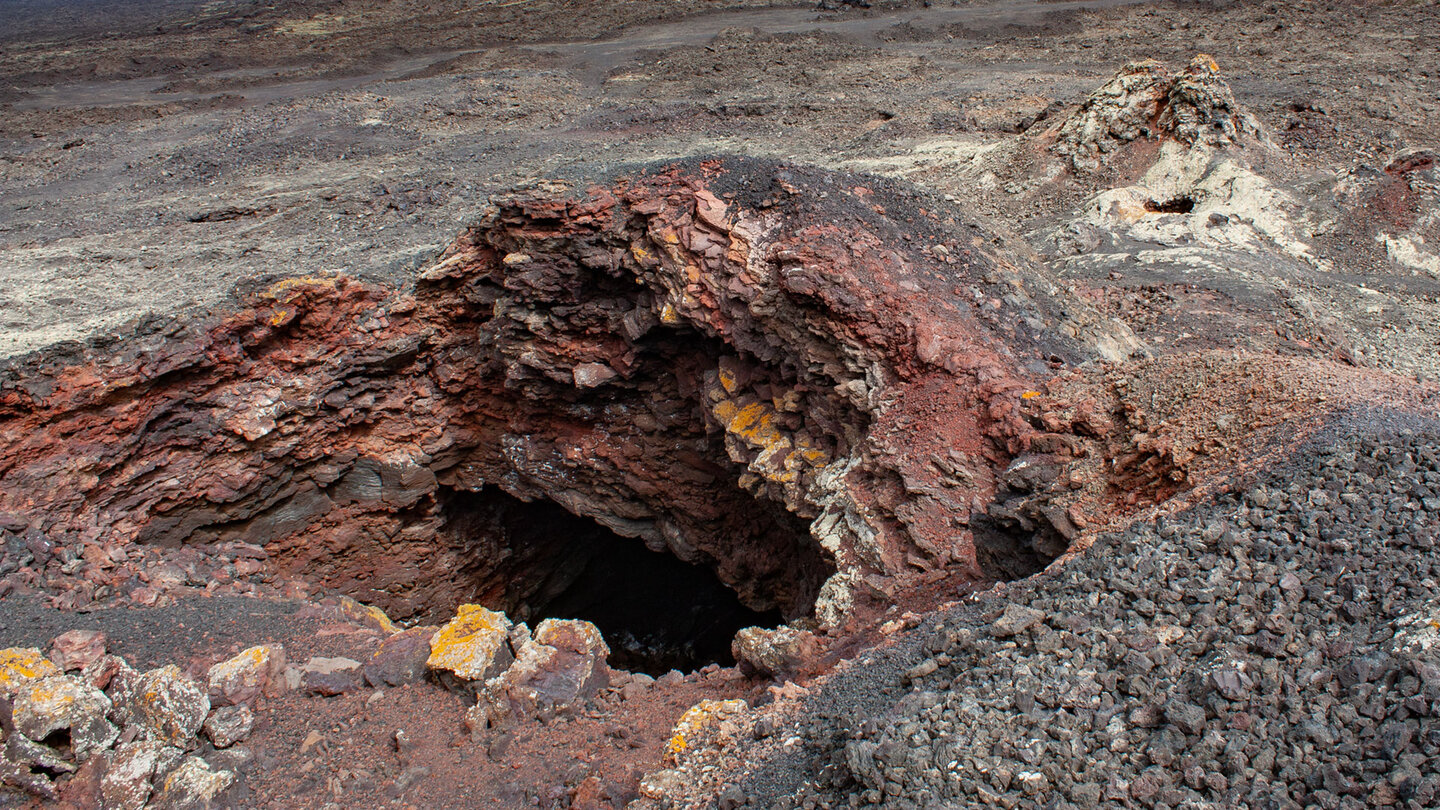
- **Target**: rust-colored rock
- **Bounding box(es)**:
[0,158,1127,633]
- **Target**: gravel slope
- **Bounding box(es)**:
[723,409,1440,809]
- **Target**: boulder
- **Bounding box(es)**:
[364,626,436,687]
[472,619,609,731]
[48,630,108,672]
[1,731,75,798]
[202,705,254,749]
[149,756,235,810]
[0,647,60,698]
[206,644,286,707]
[101,740,183,810]
[427,605,514,682]
[123,666,210,747]
[11,674,118,760]
[731,626,821,679]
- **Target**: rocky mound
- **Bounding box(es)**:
[1053,54,1267,174]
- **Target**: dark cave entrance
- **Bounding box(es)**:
[443,488,806,675]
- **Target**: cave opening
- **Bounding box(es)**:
[441,487,812,675]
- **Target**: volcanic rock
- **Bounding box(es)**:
[0,157,1137,635]
[149,756,236,810]
[1054,54,1265,172]
[202,705,254,749]
[207,644,287,707]
[121,665,210,747]
[47,630,107,672]
[10,674,118,761]
[427,605,515,683]
[731,626,822,679]
[299,656,364,696]
[0,647,59,698]
[472,618,610,731]
[101,740,184,810]
[364,626,436,688]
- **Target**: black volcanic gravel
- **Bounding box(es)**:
[731,413,1440,809]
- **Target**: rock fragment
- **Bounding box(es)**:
[363,626,435,688]
[123,665,210,746]
[202,705,254,748]
[427,604,514,682]
[207,644,286,707]
[11,674,118,760]
[101,740,182,810]
[148,756,235,810]
[0,647,59,698]
[991,604,1045,637]
[299,656,363,696]
[48,630,107,672]
[732,626,821,679]
[472,619,609,731]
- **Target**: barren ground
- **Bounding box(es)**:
[2,1,1439,808]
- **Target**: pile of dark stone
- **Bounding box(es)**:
[755,416,1440,809]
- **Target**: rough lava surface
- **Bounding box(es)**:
[2,1,1440,808]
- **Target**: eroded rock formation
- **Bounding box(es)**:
[0,158,1137,636]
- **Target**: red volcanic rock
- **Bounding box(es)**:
[48,630,107,672]
[0,158,1119,631]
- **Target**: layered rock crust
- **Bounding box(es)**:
[0,157,1136,633]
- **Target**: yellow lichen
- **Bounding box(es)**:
[427,605,510,679]
[665,699,748,765]
[260,276,338,301]
[336,595,400,634]
[717,366,739,395]
[0,648,60,697]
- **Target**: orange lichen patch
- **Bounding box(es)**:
[335,595,400,634]
[0,647,60,697]
[206,643,286,706]
[258,275,342,302]
[427,604,513,680]
[17,677,80,713]
[713,400,783,449]
[664,699,748,765]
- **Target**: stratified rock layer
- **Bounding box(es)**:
[0,158,1131,631]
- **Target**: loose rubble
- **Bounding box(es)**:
[694,418,1440,809]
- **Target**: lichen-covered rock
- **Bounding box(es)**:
[731,625,821,679]
[1157,54,1265,149]
[0,647,59,698]
[148,756,235,810]
[124,665,210,746]
[364,626,436,688]
[11,674,118,760]
[1053,55,1263,172]
[1,732,74,798]
[48,630,107,672]
[427,605,514,682]
[334,594,401,634]
[101,740,182,810]
[1053,60,1172,172]
[206,644,286,707]
[472,619,609,730]
[662,699,750,767]
[202,705,254,749]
